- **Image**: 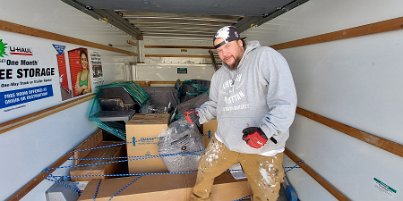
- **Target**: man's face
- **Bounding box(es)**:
[214,39,244,70]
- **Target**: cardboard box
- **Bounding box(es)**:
[126,113,170,173]
[70,141,124,181]
[202,119,218,147]
[73,130,103,165]
[79,172,251,201]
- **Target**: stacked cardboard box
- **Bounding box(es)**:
[125,113,170,173]
[70,141,124,181]
[70,130,125,182]
[72,130,104,165]
[78,115,253,201]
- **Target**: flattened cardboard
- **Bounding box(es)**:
[70,141,124,181]
[126,113,170,173]
[79,172,251,201]
[73,130,103,165]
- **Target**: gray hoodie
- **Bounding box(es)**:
[197,40,297,155]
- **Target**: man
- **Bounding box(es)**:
[185,26,297,201]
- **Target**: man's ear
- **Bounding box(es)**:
[237,40,243,47]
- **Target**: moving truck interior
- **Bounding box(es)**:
[0,0,402,200]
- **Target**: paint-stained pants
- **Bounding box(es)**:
[190,137,284,201]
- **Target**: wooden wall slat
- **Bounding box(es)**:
[271,16,403,50]
[145,45,212,49]
[133,81,178,86]
[296,107,403,157]
[285,149,350,201]
[133,81,149,87]
[6,130,102,201]
[145,54,211,58]
[0,20,136,56]
[6,153,74,201]
[148,81,177,85]
[0,94,94,134]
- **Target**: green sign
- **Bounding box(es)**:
[177,67,187,74]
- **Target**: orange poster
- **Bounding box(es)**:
[68,48,92,96]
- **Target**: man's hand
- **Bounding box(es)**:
[184,109,200,127]
[242,127,268,149]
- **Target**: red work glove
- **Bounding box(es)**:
[242,127,268,149]
[184,109,200,127]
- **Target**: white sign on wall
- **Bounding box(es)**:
[90,51,104,88]
[0,31,62,122]
[0,31,104,123]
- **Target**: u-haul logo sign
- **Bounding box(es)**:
[9,46,33,56]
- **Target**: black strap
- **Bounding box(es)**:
[214,41,226,49]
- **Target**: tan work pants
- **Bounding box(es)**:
[191,137,284,201]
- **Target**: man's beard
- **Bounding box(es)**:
[224,57,241,70]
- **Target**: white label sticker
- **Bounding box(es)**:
[373,178,398,200]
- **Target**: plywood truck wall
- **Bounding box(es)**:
[1,0,403,201]
[243,0,403,200]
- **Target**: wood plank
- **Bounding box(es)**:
[296,107,403,157]
[148,81,178,85]
[133,81,149,87]
[134,80,179,86]
[271,16,403,50]
[145,45,213,49]
[285,149,350,201]
[73,131,104,165]
[6,153,73,201]
[70,141,124,181]
[0,20,136,56]
[145,54,211,58]
[0,94,94,134]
